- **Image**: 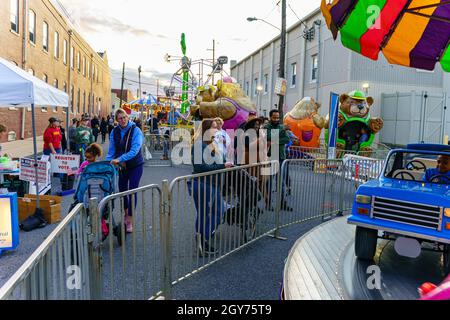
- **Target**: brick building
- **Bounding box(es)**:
[0,0,111,143]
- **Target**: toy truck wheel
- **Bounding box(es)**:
[443,245,450,276]
[355,227,378,260]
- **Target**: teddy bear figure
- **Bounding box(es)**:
[284,97,327,148]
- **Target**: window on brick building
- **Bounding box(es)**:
[41,74,48,112]
[77,89,81,114]
[70,46,74,69]
[63,39,67,65]
[53,79,59,112]
[83,56,86,76]
[77,52,81,72]
[29,10,36,44]
[54,31,59,59]
[43,22,49,52]
[10,0,19,33]
[70,86,74,113]
[83,91,86,114]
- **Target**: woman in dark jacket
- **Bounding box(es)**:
[91,116,100,143]
[189,119,233,255]
[106,109,144,233]
[100,117,108,144]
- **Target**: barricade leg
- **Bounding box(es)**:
[269,161,287,241]
[88,197,103,300]
[161,180,172,300]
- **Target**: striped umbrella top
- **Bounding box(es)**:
[128,94,159,106]
[321,0,450,71]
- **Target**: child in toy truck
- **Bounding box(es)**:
[423,154,450,184]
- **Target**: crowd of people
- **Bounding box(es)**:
[190,109,297,254]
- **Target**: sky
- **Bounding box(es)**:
[56,0,321,96]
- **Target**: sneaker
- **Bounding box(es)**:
[101,219,109,241]
[124,217,133,233]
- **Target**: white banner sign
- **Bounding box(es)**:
[19,158,49,184]
[50,154,80,175]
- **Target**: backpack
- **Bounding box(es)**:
[20,208,47,232]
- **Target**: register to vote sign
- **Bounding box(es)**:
[50,154,80,175]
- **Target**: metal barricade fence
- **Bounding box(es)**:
[0,204,92,300]
[167,161,280,287]
[357,149,390,160]
[287,146,359,160]
[91,184,165,300]
[1,157,384,300]
[340,157,386,212]
[144,134,172,167]
[276,159,346,231]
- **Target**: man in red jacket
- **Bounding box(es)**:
[43,117,62,156]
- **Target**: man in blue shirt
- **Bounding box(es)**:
[423,154,450,184]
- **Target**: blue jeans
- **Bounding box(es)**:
[188,178,225,242]
[43,148,62,156]
[119,165,144,217]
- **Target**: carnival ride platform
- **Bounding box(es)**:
[283,217,445,300]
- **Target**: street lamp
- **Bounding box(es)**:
[246,17,281,31]
[256,85,264,115]
[362,83,370,95]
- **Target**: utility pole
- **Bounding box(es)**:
[119,62,125,108]
[138,65,142,99]
[157,79,160,98]
[212,39,216,85]
[277,0,287,118]
[207,40,216,85]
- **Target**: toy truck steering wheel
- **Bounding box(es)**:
[430,174,450,184]
[405,160,427,171]
[393,171,416,181]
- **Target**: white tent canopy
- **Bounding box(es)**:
[0,56,71,208]
[0,57,69,107]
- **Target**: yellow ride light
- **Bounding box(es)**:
[356,195,372,205]
[445,208,450,218]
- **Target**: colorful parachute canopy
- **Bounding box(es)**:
[321,0,450,71]
[126,95,159,107]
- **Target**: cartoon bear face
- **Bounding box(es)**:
[340,94,374,118]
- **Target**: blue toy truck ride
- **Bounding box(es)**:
[349,144,450,275]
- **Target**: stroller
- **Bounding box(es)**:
[223,168,265,242]
[71,161,123,246]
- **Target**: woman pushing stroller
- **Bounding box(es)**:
[106,108,145,234]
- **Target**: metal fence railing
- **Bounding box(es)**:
[0,204,92,300]
[167,161,279,288]
[2,156,384,300]
[92,184,165,300]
